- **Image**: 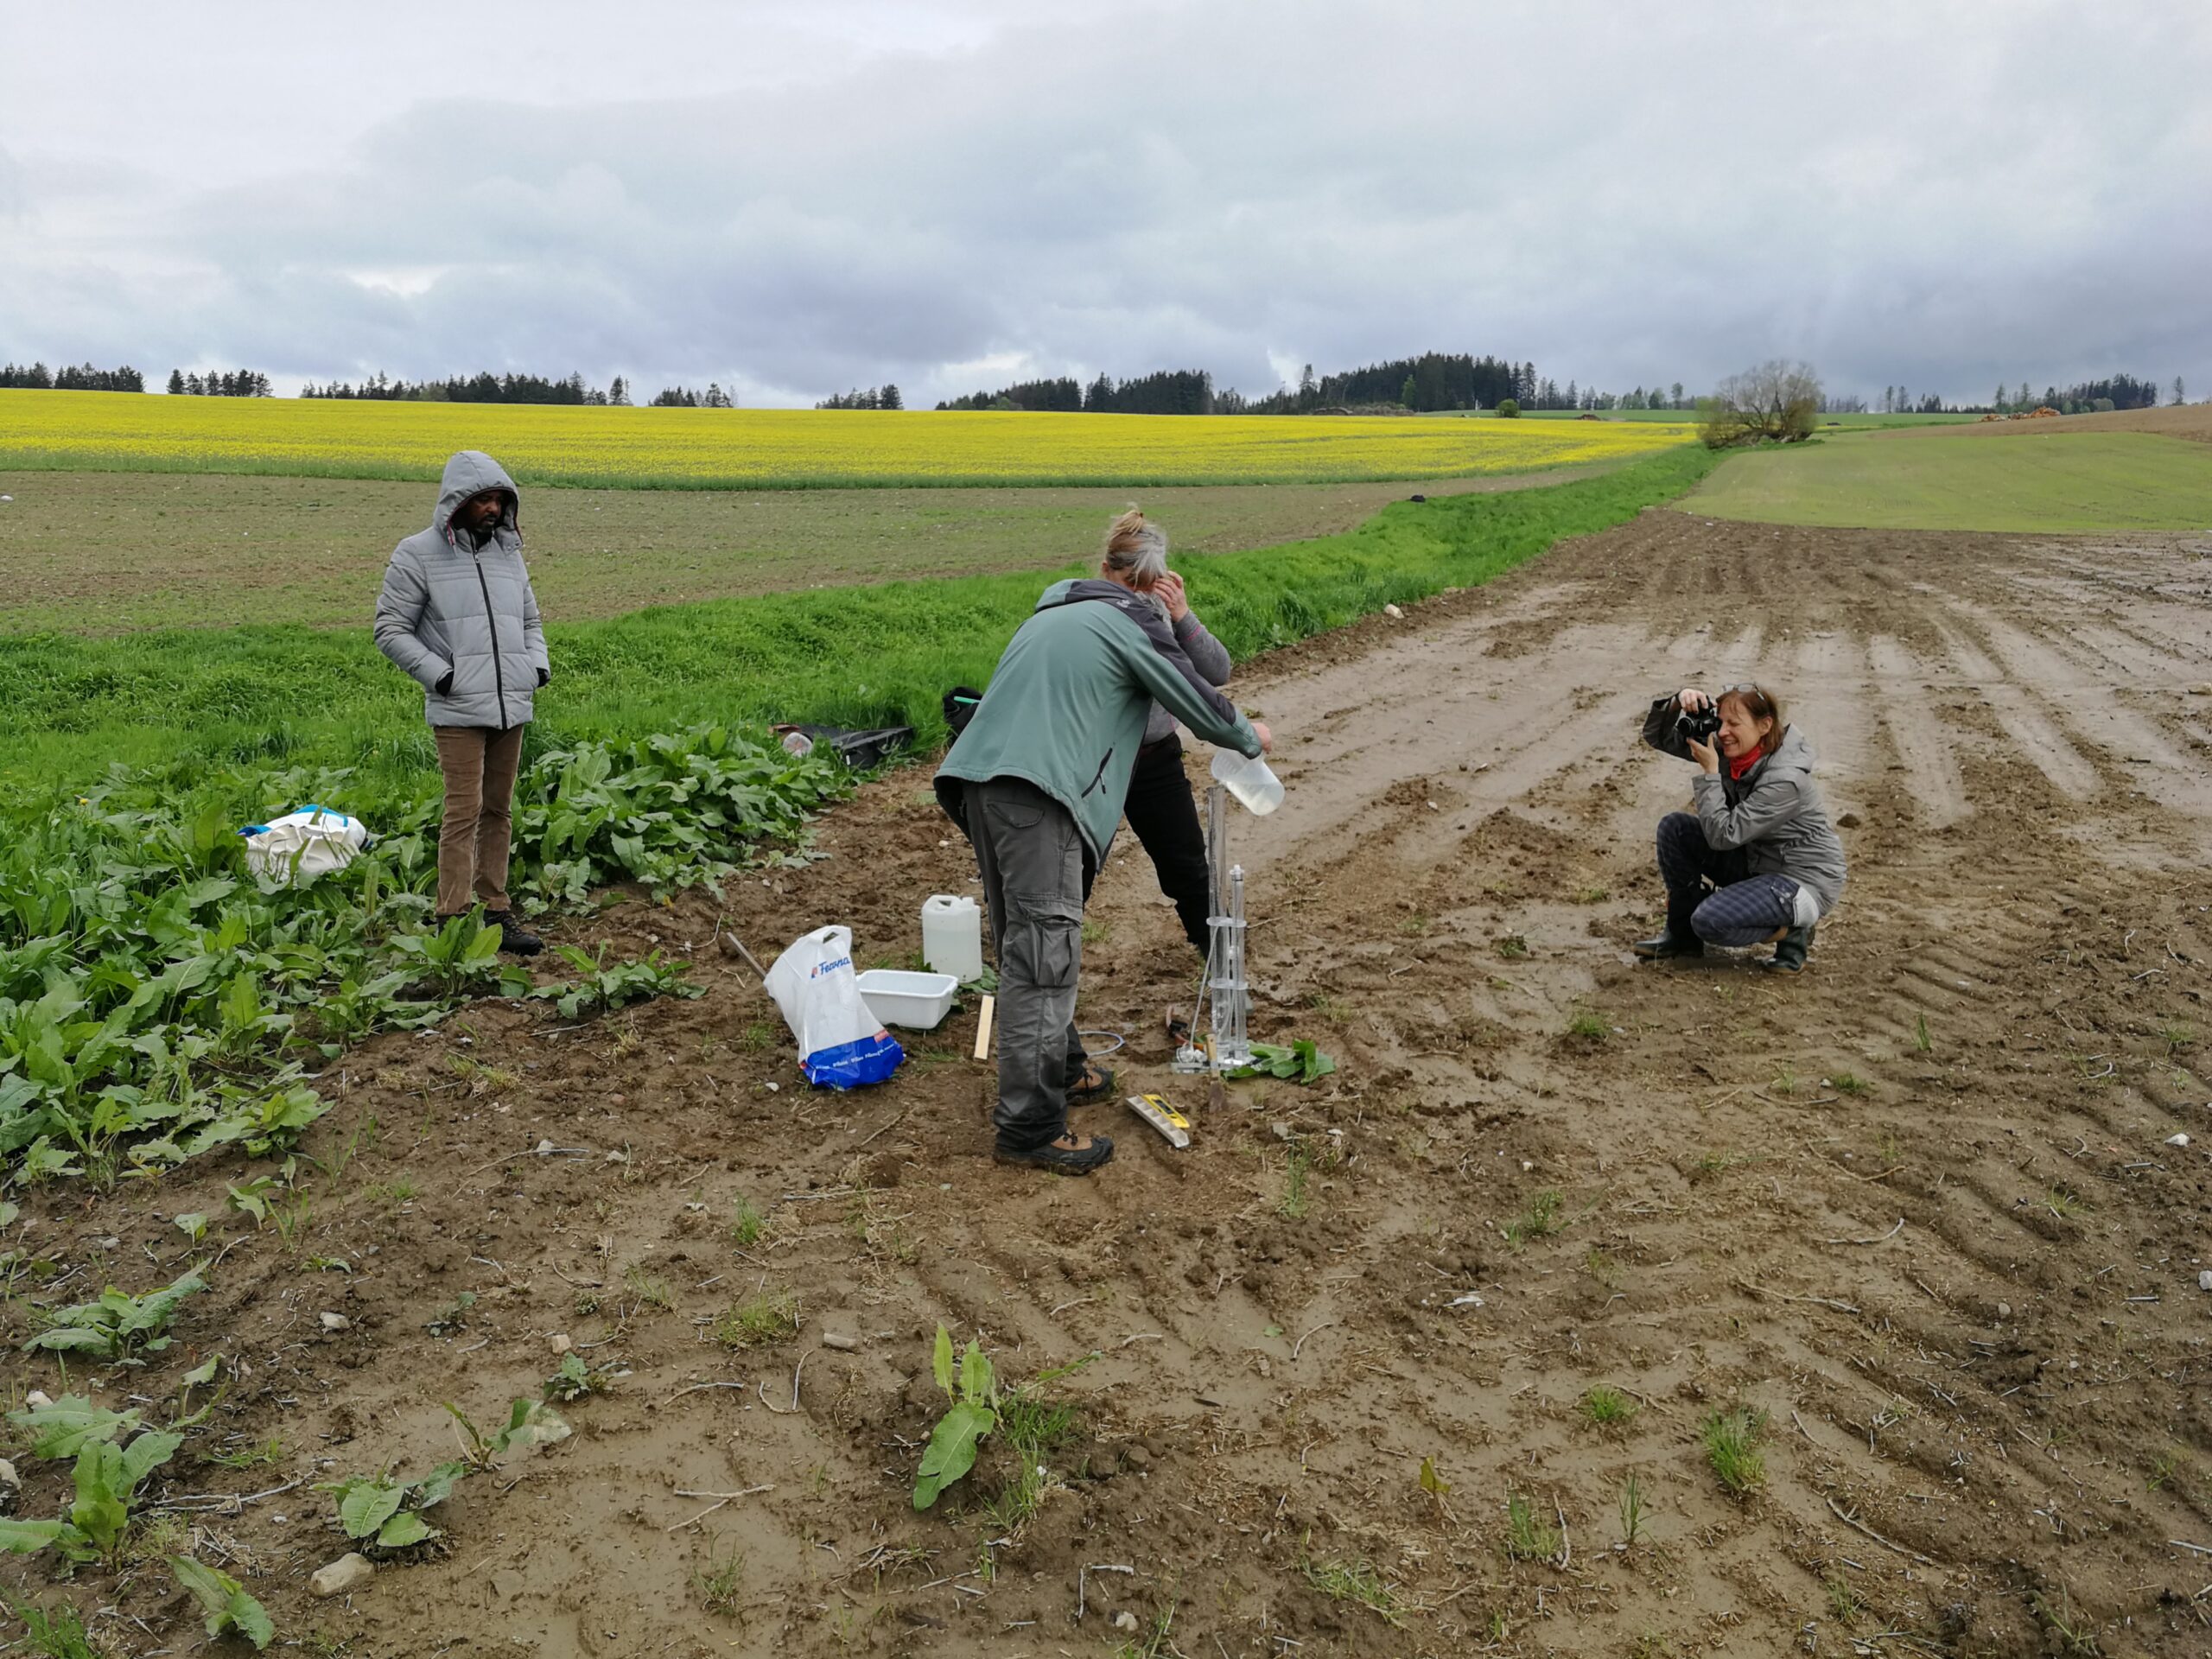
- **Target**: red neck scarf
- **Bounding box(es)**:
[1726,745,1766,781]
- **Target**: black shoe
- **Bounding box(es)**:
[1767,925,1814,974]
[1067,1062,1116,1103]
[993,1133,1115,1175]
[485,912,543,957]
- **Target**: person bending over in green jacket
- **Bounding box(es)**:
[373,450,550,957]
[938,578,1274,1174]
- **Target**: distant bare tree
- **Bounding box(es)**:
[1699,360,1821,448]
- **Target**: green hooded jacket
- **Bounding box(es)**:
[936,579,1262,864]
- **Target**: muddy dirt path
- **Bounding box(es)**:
[9,511,2212,1657]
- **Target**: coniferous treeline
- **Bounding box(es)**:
[2,362,145,391]
[300,371,632,405]
[1961,373,2165,416]
[937,370,1215,414]
[817,385,904,410]
[166,369,272,397]
[650,383,734,408]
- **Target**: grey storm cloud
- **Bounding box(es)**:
[1,0,2208,404]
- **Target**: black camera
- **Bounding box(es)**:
[1675,702,1721,745]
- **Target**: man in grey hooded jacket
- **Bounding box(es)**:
[374,451,550,955]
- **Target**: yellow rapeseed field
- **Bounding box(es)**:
[0,391,1693,490]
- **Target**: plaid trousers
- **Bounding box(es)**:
[1656,811,1802,946]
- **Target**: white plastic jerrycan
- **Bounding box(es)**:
[921,893,985,982]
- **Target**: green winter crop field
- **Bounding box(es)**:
[0,444,1721,798]
[1686,427,2212,531]
[0,459,1629,635]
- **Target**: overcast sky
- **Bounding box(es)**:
[3,0,2207,407]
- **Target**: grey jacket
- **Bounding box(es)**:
[1145,611,1230,746]
[374,451,550,729]
[1643,696,1847,912]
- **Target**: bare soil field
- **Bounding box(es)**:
[0,461,1620,634]
[9,508,2212,1657]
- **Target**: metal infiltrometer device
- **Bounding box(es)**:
[1173,785,1254,1075]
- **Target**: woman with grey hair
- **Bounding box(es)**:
[1089,508,1232,955]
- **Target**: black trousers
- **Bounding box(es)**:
[1110,734,1213,954]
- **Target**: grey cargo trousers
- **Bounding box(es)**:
[961,778,1090,1153]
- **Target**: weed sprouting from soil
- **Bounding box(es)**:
[1771,1065,1796,1096]
[2044,1185,2088,1220]
[1825,1573,1861,1625]
[1299,1539,1403,1627]
[710,1293,799,1348]
[1700,1406,1769,1495]
[2032,1586,2103,1656]
[1913,1013,1932,1054]
[1112,1601,1179,1659]
[1582,1246,1620,1288]
[623,1266,675,1313]
[1503,1189,1562,1246]
[203,1437,284,1471]
[694,1539,744,1616]
[1495,934,1530,960]
[1618,1472,1646,1546]
[1565,1011,1609,1042]
[10,1598,108,1659]
[1503,1494,1560,1562]
[730,1198,767,1249]
[1280,1142,1313,1219]
[741,1022,775,1052]
[1579,1386,1637,1429]
[1830,1071,1871,1095]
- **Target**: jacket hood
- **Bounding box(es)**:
[1758,726,1815,776]
[1036,576,1168,620]
[433,450,520,539]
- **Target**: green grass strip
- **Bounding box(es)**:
[0,444,1717,798]
[1688,429,2212,531]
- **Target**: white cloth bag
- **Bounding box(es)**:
[240,805,368,885]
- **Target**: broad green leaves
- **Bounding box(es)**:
[170,1556,274,1649]
[336,1478,407,1541]
[0,725,846,1186]
[531,945,703,1020]
[1,1422,180,1564]
[23,1272,205,1363]
[1229,1039,1338,1084]
[913,1326,1000,1510]
[8,1395,143,1457]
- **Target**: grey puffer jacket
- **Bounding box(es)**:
[1643,696,1848,913]
[1144,611,1230,746]
[374,451,549,729]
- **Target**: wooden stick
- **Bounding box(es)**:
[1826,1496,1935,1566]
[973,995,995,1061]
[664,1484,773,1532]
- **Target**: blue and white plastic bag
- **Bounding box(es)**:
[239,804,368,886]
[764,925,904,1089]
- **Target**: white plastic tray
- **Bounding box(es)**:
[855,969,960,1030]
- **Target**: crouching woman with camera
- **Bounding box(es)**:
[1631,683,1846,973]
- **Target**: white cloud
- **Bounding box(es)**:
[1,0,2207,404]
